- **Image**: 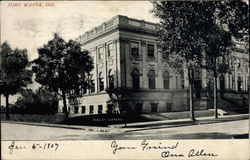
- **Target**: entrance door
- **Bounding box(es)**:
[151,103,158,112]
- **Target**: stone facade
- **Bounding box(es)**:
[58,15,249,115]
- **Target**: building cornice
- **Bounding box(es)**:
[77,15,160,45]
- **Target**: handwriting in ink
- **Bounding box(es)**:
[111,141,137,154]
[8,141,59,155]
[161,151,185,158]
[141,140,179,151]
[8,141,27,155]
[32,143,59,151]
[188,149,218,157]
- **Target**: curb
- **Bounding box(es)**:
[2,114,248,133]
[109,114,249,129]
[1,121,112,133]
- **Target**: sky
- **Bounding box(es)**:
[0,1,159,104]
[1,1,158,61]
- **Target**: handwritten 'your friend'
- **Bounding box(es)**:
[111,140,218,158]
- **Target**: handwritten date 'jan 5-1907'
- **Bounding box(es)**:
[8,141,59,155]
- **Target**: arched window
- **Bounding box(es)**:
[238,77,242,91]
[99,72,104,92]
[163,71,170,89]
[148,70,156,89]
[108,70,114,89]
[131,69,140,89]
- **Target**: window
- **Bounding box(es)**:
[108,70,114,89]
[166,103,172,112]
[151,103,158,112]
[147,44,154,58]
[238,77,242,91]
[98,47,103,60]
[131,42,139,57]
[180,73,184,89]
[131,69,140,89]
[148,70,156,89]
[109,76,114,89]
[107,43,113,57]
[74,106,79,114]
[98,105,103,114]
[90,75,95,93]
[163,71,170,89]
[81,106,86,114]
[89,105,94,114]
[99,72,104,92]
[90,80,95,93]
[135,103,143,114]
[107,104,113,114]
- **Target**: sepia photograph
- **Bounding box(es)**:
[1,0,249,159]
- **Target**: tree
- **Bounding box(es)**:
[203,27,232,119]
[151,1,216,121]
[13,87,58,115]
[201,0,249,119]
[0,42,32,119]
[151,0,249,120]
[32,34,93,119]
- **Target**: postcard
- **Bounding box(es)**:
[1,0,249,159]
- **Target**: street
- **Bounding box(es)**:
[1,119,248,140]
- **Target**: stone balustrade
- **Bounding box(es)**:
[76,15,160,43]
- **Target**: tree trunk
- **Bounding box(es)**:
[62,90,69,119]
[213,57,218,119]
[5,94,10,120]
[213,76,218,119]
[188,69,195,121]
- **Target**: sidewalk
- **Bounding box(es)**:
[109,114,249,132]
[2,114,249,133]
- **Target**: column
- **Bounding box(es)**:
[225,73,229,90]
[235,63,238,91]
[103,43,107,90]
[115,38,121,88]
[201,69,207,89]
[95,47,98,93]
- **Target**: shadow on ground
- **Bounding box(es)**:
[60,110,216,126]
